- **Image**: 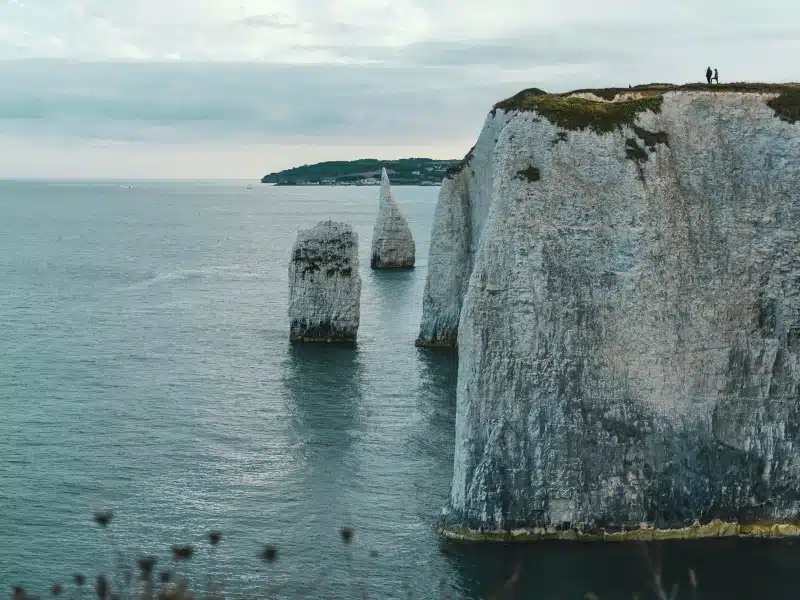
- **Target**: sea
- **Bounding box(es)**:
[2,180,800,599]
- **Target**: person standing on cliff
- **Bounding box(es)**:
[706,67,713,84]
[714,68,719,84]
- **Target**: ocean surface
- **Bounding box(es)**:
[3,180,800,599]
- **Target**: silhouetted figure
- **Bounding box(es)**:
[714,68,719,84]
[706,67,712,84]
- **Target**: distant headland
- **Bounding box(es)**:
[260,158,459,186]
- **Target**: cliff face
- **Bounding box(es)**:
[371,168,416,268]
[438,85,800,538]
[288,221,361,343]
[416,111,512,346]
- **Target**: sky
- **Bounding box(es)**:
[0,0,798,178]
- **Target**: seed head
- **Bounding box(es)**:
[261,545,277,562]
[95,575,108,600]
[688,568,698,589]
[137,556,156,574]
[208,531,222,546]
[171,546,194,561]
[93,511,113,528]
[73,575,85,586]
[340,527,354,543]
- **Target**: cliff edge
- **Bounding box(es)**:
[434,83,800,539]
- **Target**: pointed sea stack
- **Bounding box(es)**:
[370,168,415,269]
[288,221,361,343]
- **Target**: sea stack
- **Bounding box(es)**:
[434,84,800,540]
[370,168,415,269]
[288,220,361,343]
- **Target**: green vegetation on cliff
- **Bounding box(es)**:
[261,158,458,186]
[493,82,800,131]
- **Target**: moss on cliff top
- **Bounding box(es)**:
[492,87,548,113]
[492,82,800,132]
[500,93,664,134]
[767,88,800,123]
[567,82,798,97]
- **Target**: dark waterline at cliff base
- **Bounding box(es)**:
[2,181,800,598]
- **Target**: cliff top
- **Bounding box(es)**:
[491,82,800,132]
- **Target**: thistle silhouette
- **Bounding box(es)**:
[340,527,354,543]
[137,556,156,576]
[261,545,277,563]
[171,546,194,561]
[93,510,125,600]
[95,575,109,600]
[93,511,113,528]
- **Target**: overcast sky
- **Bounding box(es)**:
[0,0,797,179]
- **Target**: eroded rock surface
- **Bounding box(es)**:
[438,86,800,538]
[416,111,512,346]
[289,220,360,343]
[370,168,415,269]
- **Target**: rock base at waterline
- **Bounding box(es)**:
[437,519,800,542]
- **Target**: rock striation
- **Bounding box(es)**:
[370,168,415,269]
[288,220,361,343]
[435,84,800,539]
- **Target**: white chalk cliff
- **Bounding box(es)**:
[432,85,800,538]
[416,111,512,346]
[288,220,361,343]
[370,168,415,268]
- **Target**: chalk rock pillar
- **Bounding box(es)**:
[370,168,415,268]
[288,220,361,343]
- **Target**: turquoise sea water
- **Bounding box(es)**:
[3,181,800,599]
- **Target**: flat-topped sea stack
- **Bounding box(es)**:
[430,83,800,540]
[288,220,361,343]
[370,168,415,269]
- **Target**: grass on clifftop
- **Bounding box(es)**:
[767,87,800,123]
[492,88,664,133]
[492,82,800,132]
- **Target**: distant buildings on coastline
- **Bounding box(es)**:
[280,178,440,187]
[262,158,456,186]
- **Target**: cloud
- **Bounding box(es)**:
[0,61,501,140]
[235,14,300,29]
[0,0,797,177]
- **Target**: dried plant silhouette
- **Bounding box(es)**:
[10,513,707,600]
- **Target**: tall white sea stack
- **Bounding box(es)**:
[370,168,415,269]
[288,220,361,343]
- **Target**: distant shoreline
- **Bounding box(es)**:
[271,181,442,187]
[262,157,457,186]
